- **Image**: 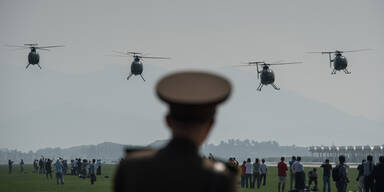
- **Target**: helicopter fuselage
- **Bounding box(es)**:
[131,60,143,75]
[332,55,348,70]
[28,50,39,65]
[260,68,275,85]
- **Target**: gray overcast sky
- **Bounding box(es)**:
[0,0,383,152]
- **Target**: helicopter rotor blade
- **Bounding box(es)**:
[36,48,51,51]
[112,50,129,55]
[36,45,64,49]
[105,54,130,57]
[140,56,170,59]
[5,44,28,48]
[341,48,372,53]
[266,62,303,65]
[306,51,334,54]
[24,43,38,46]
[233,64,254,67]
[127,51,143,55]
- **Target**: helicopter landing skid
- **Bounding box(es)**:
[26,64,42,69]
[127,74,133,80]
[343,69,351,74]
[140,75,146,82]
[272,84,280,90]
[331,69,337,75]
[257,83,263,91]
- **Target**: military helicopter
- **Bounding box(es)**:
[240,61,302,91]
[308,49,370,74]
[111,51,170,81]
[6,43,64,69]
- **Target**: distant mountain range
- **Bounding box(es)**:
[0,139,310,164]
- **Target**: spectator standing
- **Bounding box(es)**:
[8,160,13,174]
[45,159,52,179]
[63,160,67,175]
[39,158,44,174]
[260,159,268,186]
[277,157,288,192]
[96,159,102,175]
[43,158,46,174]
[289,156,297,191]
[81,159,88,178]
[321,159,332,192]
[356,159,366,192]
[54,158,64,184]
[20,159,24,173]
[364,155,374,192]
[89,159,96,184]
[293,156,305,192]
[373,156,384,192]
[70,160,75,175]
[252,158,261,189]
[308,168,318,191]
[33,160,39,173]
[334,155,348,192]
[240,161,246,188]
[245,158,253,188]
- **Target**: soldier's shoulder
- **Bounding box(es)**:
[124,147,158,160]
[117,148,158,173]
[201,158,239,176]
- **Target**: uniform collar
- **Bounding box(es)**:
[164,137,199,155]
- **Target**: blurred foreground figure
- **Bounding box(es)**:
[373,156,384,191]
[114,71,238,192]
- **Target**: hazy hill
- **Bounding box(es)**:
[0,139,309,164]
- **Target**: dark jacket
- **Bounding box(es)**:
[373,163,384,191]
[114,138,238,192]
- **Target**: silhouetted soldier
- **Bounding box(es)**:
[114,71,237,192]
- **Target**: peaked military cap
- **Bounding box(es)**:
[156,71,231,122]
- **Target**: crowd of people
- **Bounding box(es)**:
[6,153,384,191]
[229,154,384,192]
[8,157,103,185]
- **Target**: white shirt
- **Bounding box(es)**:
[260,163,267,174]
[245,162,253,174]
[292,161,304,173]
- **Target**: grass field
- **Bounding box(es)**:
[0,164,359,192]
